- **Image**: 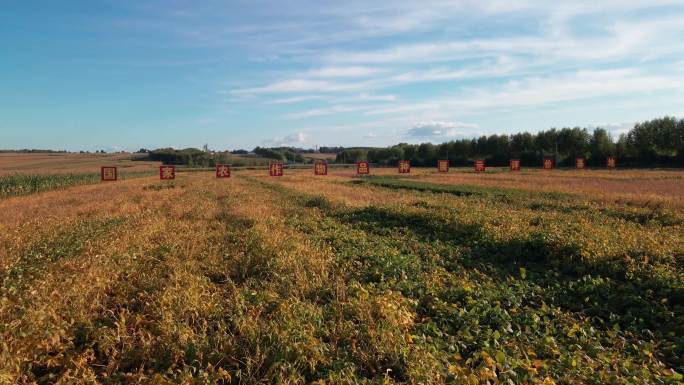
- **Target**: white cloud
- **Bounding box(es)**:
[365,68,683,116]
[308,66,380,78]
[231,59,529,97]
[233,78,375,95]
[363,132,377,138]
[269,95,323,104]
[284,105,372,119]
[229,10,684,100]
[589,122,634,136]
[407,121,478,138]
[264,132,308,146]
[357,93,396,101]
[235,79,331,94]
[284,132,307,143]
[121,1,684,147]
[323,15,684,66]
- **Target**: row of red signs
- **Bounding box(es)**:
[389,157,616,174]
[100,157,617,181]
[474,157,616,172]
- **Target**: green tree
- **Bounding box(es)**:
[589,128,615,165]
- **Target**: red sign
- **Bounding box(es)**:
[314,161,327,175]
[543,157,554,170]
[160,165,175,180]
[216,164,231,178]
[510,159,521,171]
[398,160,410,174]
[575,157,586,170]
[474,160,485,172]
[357,161,369,175]
[437,159,449,173]
[269,162,284,176]
[607,156,616,169]
[100,166,117,182]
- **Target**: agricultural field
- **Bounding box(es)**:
[0,165,683,384]
[0,153,159,176]
[0,154,161,199]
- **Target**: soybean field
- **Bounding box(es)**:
[0,166,683,384]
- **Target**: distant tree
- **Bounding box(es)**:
[589,128,615,165]
[335,149,367,163]
[253,147,286,161]
[628,122,659,161]
[615,133,631,158]
[319,146,345,153]
[534,129,558,155]
[416,143,437,166]
[149,148,212,165]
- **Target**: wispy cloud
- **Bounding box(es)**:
[364,68,683,116]
[112,1,684,147]
[269,95,323,104]
[324,16,684,65]
[307,66,381,78]
[356,93,396,102]
[284,105,372,119]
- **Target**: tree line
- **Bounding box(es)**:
[146,148,274,167]
[252,147,306,162]
[147,148,230,166]
[144,116,683,167]
[146,147,307,166]
[335,116,684,167]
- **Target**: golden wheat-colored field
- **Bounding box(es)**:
[0,166,682,384]
[0,153,159,176]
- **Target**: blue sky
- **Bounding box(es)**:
[2,1,684,151]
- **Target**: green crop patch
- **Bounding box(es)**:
[256,179,684,378]
[0,173,100,198]
[0,171,156,199]
[349,176,570,200]
[350,176,684,227]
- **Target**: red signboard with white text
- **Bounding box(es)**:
[474,159,485,173]
[216,164,231,178]
[101,166,117,182]
[160,165,175,180]
[314,161,327,175]
[357,161,369,175]
[269,162,283,177]
[437,159,449,173]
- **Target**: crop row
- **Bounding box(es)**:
[248,176,683,383]
[0,171,155,199]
